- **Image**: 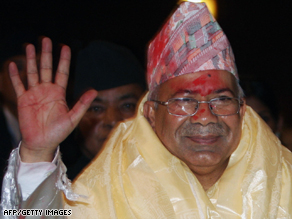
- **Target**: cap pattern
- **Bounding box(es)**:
[147,2,237,91]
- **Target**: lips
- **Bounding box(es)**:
[186,135,220,145]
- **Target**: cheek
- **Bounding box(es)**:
[154,108,186,144]
[120,111,135,120]
[222,115,242,149]
[78,115,101,137]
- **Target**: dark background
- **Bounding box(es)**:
[0,0,291,121]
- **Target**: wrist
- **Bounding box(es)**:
[19,142,57,163]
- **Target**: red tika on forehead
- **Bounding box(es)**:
[147,2,238,92]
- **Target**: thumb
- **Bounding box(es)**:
[68,89,98,127]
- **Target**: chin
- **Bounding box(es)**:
[186,150,223,168]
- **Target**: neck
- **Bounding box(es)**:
[190,159,229,190]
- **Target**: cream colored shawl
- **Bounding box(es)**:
[65,95,292,218]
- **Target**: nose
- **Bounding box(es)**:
[103,107,123,129]
[190,102,218,125]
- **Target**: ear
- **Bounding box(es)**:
[143,101,156,130]
[240,98,246,117]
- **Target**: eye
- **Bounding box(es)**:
[210,96,234,108]
[172,98,197,104]
[217,96,232,101]
[88,105,105,114]
[120,102,137,113]
[216,96,233,103]
[170,98,197,108]
[181,98,196,102]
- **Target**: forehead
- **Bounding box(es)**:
[157,70,237,98]
[93,83,143,103]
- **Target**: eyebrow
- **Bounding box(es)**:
[171,88,236,97]
[171,89,192,96]
[214,88,236,96]
[119,93,140,100]
[92,97,104,102]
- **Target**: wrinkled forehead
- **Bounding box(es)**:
[157,70,239,99]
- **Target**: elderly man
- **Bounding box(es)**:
[1,1,292,218]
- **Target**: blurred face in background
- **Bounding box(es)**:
[245,96,278,133]
[281,127,292,151]
[77,83,144,159]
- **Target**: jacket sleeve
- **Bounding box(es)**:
[0,147,80,219]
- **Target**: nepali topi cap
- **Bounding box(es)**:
[147,1,238,92]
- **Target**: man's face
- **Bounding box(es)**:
[78,83,144,159]
[145,70,246,175]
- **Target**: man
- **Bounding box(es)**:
[1,1,292,218]
[62,41,145,180]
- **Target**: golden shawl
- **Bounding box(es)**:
[65,95,292,218]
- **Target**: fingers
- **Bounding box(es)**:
[9,62,25,98]
[26,37,71,90]
[55,45,71,90]
[69,89,98,126]
[40,37,53,83]
[26,44,39,88]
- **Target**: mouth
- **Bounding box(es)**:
[186,135,220,145]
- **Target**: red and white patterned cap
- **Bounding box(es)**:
[147,1,238,91]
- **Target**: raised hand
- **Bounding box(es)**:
[9,37,98,162]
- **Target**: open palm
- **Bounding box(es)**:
[9,38,97,162]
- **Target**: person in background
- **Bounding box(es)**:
[240,79,283,136]
[281,124,292,151]
[61,41,146,180]
[239,79,292,152]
